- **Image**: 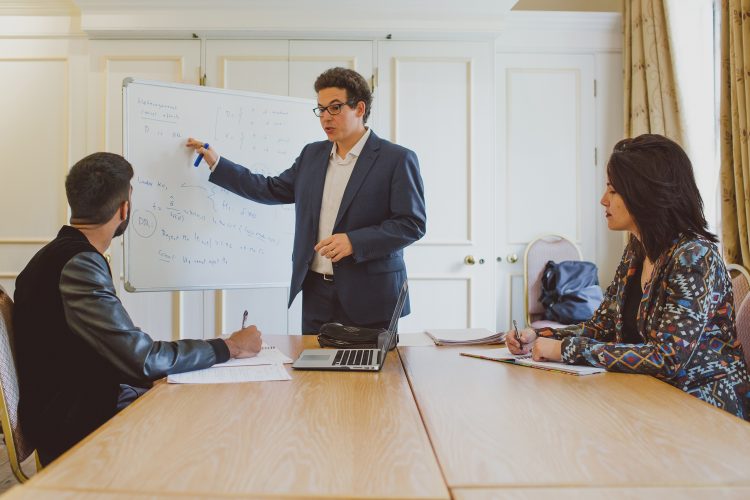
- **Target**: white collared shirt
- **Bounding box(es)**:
[310,128,371,275]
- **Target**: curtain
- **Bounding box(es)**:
[720,0,750,267]
[623,0,684,141]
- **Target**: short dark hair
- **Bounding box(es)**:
[607,134,716,262]
[314,67,372,123]
[65,152,133,225]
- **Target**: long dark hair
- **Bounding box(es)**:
[607,134,716,262]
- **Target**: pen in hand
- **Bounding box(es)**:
[513,319,522,349]
[242,310,248,329]
[193,142,210,167]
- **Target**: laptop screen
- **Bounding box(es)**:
[378,280,408,362]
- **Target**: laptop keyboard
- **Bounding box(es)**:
[333,349,377,366]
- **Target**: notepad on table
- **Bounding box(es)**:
[166,343,294,384]
[460,347,605,376]
[167,363,291,384]
[213,343,293,367]
[425,328,505,346]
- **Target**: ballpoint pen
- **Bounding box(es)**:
[242,310,248,329]
[513,319,522,348]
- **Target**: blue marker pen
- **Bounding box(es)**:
[193,143,210,167]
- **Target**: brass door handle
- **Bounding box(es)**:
[464,255,476,265]
[507,254,518,264]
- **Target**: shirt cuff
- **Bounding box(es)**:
[207,338,231,363]
[209,155,221,172]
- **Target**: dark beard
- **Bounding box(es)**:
[113,203,131,238]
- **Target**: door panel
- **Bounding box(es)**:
[89,40,201,341]
[377,41,495,332]
[288,41,373,100]
[495,53,595,330]
[204,40,289,93]
[205,40,372,335]
[0,39,87,299]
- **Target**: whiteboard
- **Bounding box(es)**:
[122,79,322,291]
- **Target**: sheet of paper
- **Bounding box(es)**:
[460,347,530,360]
[397,332,436,347]
[214,344,293,367]
[167,363,292,384]
[425,328,505,345]
[516,359,605,375]
[460,348,605,376]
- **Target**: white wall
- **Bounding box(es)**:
[0,3,622,335]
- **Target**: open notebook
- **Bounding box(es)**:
[460,347,605,376]
[425,328,505,346]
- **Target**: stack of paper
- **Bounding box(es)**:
[167,343,293,384]
[460,347,605,376]
[425,328,505,346]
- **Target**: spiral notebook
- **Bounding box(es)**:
[460,347,605,376]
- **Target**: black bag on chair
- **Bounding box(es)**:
[317,323,399,351]
[540,260,603,324]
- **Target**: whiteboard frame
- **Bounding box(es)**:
[122,78,316,292]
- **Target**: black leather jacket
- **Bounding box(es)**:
[14,226,230,463]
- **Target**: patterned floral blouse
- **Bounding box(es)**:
[536,235,750,420]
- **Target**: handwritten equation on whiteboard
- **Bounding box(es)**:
[123,81,320,291]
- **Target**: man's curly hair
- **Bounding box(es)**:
[314,67,372,123]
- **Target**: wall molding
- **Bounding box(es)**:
[72,0,517,40]
[496,11,622,52]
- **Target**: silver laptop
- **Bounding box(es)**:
[292,281,407,371]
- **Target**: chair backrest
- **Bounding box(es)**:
[524,234,582,325]
[727,263,750,313]
[0,284,35,482]
[734,293,750,368]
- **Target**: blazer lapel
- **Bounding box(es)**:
[333,133,381,230]
[309,145,332,237]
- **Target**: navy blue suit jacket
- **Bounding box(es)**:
[208,131,426,325]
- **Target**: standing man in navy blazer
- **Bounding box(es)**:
[187,67,426,333]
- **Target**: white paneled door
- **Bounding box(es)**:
[88,40,201,341]
[205,40,373,335]
[495,53,596,331]
[377,41,495,331]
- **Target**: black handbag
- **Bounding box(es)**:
[540,260,603,323]
[317,323,398,351]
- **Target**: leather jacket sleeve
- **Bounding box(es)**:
[59,252,229,385]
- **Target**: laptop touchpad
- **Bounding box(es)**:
[302,354,330,361]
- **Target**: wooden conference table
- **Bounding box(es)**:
[5,336,750,499]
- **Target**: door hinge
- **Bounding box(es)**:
[594,79,597,97]
[595,147,598,166]
[200,73,206,86]
[370,68,378,92]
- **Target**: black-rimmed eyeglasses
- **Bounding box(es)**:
[313,100,356,117]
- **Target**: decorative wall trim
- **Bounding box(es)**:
[0,55,69,244]
[102,54,185,151]
[219,54,286,88]
[73,0,516,39]
[406,275,472,326]
[392,56,474,245]
[496,11,622,53]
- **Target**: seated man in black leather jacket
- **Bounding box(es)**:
[13,152,263,465]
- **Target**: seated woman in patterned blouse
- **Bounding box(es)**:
[507,134,750,420]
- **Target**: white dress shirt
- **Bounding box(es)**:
[310,128,371,275]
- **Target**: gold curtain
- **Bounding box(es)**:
[623,0,683,141]
[720,0,750,267]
